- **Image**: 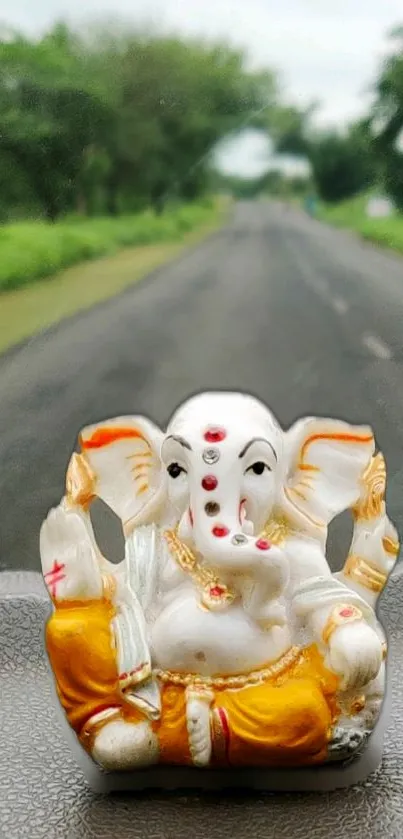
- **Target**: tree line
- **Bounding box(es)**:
[1,20,402,222]
[271,26,403,208]
[217,26,403,209]
[0,23,276,222]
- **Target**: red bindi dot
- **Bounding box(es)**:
[202,475,218,491]
[212,525,229,538]
[340,606,354,618]
[204,427,226,443]
[256,538,271,551]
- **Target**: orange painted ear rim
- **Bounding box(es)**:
[281,421,376,534]
[72,417,165,529]
[300,430,374,465]
[80,425,147,451]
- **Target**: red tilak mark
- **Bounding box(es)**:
[340,606,355,618]
[255,538,271,551]
[212,525,229,538]
[189,508,194,527]
[204,427,227,443]
[44,560,66,598]
[202,475,218,491]
[210,585,226,598]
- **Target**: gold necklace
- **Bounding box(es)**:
[163,529,236,611]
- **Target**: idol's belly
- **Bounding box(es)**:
[150,593,291,676]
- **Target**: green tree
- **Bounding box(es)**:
[95,35,277,213]
[308,122,376,203]
[371,26,403,209]
[270,102,376,203]
[0,25,112,220]
[0,23,278,221]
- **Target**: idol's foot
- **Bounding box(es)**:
[92,719,159,771]
[327,725,369,764]
[186,688,214,767]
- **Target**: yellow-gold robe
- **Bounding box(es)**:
[46,600,340,767]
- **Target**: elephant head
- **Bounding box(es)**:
[160,392,283,571]
[75,391,375,565]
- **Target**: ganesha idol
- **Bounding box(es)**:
[40,391,399,773]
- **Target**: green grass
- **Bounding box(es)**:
[0,199,217,292]
[0,200,227,355]
[320,194,403,254]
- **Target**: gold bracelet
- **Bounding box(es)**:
[382,535,399,559]
[343,553,387,594]
[352,452,386,521]
[322,604,363,646]
[65,452,97,509]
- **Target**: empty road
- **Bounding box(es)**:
[1,200,402,572]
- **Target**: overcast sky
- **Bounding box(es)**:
[3,0,402,176]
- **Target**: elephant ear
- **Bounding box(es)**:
[278,417,375,537]
[72,415,165,530]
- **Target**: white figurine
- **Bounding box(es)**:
[40,391,398,771]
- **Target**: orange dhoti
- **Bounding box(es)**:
[46,600,340,767]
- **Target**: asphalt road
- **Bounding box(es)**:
[1,200,403,572]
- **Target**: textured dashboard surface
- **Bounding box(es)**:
[1,569,403,839]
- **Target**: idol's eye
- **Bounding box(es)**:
[246,461,271,475]
[167,462,187,479]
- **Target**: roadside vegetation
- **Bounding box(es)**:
[0,199,219,292]
[319,195,403,254]
[0,21,268,349]
[0,205,226,355]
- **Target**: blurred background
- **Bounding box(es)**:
[0,1,402,571]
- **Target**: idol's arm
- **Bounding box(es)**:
[286,536,383,692]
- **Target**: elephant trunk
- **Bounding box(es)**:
[178,490,284,588]
[178,495,289,624]
[192,506,271,574]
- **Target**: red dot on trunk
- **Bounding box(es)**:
[340,606,354,618]
[212,525,229,538]
[202,475,218,491]
[256,538,271,551]
[204,427,227,443]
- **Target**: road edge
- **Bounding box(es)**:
[0,215,232,369]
